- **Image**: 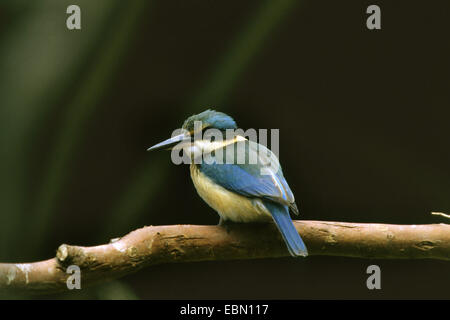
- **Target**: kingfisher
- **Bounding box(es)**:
[147,109,308,257]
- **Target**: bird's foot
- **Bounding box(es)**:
[218,217,226,226]
[218,217,237,234]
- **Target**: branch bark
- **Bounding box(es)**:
[1,220,449,294]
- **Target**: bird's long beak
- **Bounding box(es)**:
[147,133,190,151]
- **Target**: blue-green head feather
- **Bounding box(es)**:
[182,109,237,132]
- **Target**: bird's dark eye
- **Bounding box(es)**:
[200,125,211,137]
[189,125,210,142]
[202,127,227,142]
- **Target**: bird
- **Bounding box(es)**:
[147,109,308,257]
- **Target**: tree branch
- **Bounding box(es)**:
[1,220,449,294]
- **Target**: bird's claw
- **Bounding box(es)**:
[218,217,234,234]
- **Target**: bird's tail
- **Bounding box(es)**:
[263,200,308,257]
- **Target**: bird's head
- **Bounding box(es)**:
[147,109,237,152]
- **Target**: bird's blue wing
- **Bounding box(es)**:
[198,140,296,207]
[199,162,293,205]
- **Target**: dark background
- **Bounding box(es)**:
[0,0,449,299]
